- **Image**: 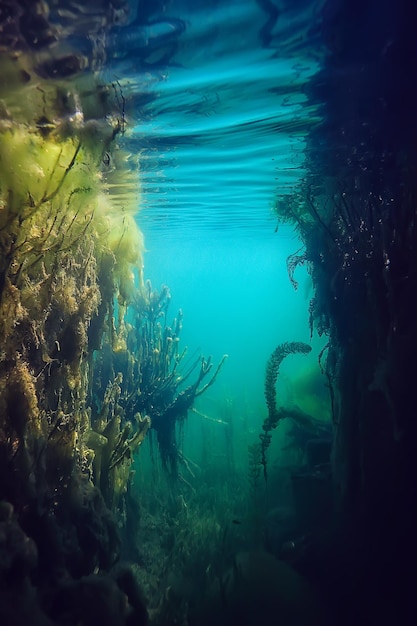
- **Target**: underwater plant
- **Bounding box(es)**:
[259,341,312,480]
[0,14,152,621]
[0,100,144,497]
[91,280,228,482]
[83,372,151,511]
[0,3,225,625]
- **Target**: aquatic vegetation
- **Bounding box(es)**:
[250,339,334,557]
[0,4,220,625]
[133,459,250,626]
[91,280,228,481]
[275,185,417,479]
[84,373,151,511]
[0,115,143,480]
[275,158,417,621]
[260,341,312,480]
[0,38,152,623]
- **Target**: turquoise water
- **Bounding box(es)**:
[131,0,327,433]
[143,228,319,421]
[135,1,321,235]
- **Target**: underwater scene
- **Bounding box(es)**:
[1,1,416,625]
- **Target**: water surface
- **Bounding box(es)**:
[123,0,327,416]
